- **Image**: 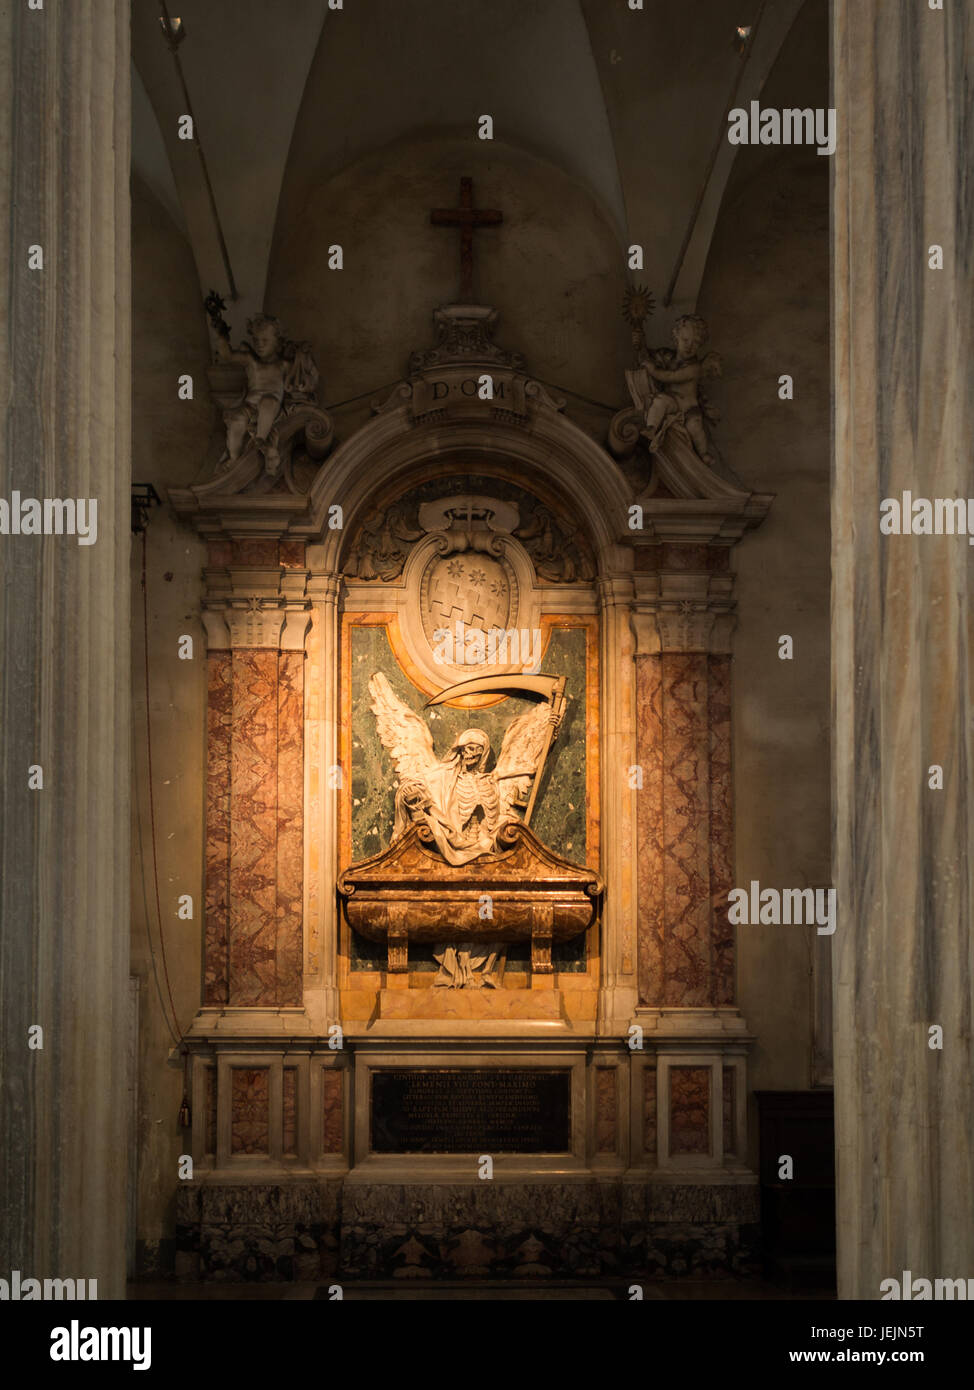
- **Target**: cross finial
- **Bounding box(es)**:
[430,177,502,303]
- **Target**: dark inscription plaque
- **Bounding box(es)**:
[371,1068,572,1154]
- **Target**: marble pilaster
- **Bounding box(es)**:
[632,547,737,1011]
[304,566,342,1028]
[201,552,310,1008]
[596,573,639,1033]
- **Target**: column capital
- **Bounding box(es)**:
[308,570,343,605]
[631,598,737,655]
[596,574,635,609]
[202,566,314,650]
[204,597,313,650]
[631,569,737,655]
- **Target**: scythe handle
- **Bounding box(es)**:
[523,676,566,826]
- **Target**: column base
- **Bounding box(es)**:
[634,1006,753,1039]
[186,1006,315,1038]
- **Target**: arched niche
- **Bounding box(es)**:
[300,403,634,579]
[313,391,628,1008]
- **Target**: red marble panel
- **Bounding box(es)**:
[276,651,304,1006]
[670,1066,710,1155]
[209,637,305,1009]
[643,1067,657,1156]
[709,656,735,1005]
[636,650,736,1010]
[228,649,280,1005]
[722,1065,735,1155]
[231,539,279,567]
[283,1067,297,1156]
[230,1068,269,1154]
[660,543,709,571]
[656,545,728,572]
[322,1068,343,1154]
[595,1068,617,1154]
[279,540,306,569]
[205,1066,217,1155]
[207,539,232,568]
[635,654,664,1005]
[633,545,661,572]
[661,653,712,1007]
[204,652,232,1005]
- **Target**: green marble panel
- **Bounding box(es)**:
[347,623,590,972]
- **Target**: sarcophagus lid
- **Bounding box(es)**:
[338,820,603,947]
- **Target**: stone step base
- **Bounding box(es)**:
[172,1178,761,1282]
[377,986,563,1020]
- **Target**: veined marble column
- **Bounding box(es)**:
[832,1,974,1297]
[0,2,131,1296]
[632,547,737,1014]
[200,543,310,1010]
[628,542,754,1170]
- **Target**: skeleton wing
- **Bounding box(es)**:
[494,700,553,820]
[368,673,438,783]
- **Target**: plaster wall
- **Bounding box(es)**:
[697,0,831,1158]
[130,175,211,1266]
[266,136,630,436]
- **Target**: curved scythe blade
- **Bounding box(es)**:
[425,673,560,706]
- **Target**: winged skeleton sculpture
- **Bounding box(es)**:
[368,671,565,867]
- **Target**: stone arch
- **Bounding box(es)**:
[303,405,633,577]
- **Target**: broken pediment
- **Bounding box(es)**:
[371,304,565,427]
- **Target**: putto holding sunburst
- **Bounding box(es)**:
[622,282,656,341]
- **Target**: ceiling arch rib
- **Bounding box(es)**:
[128,0,806,348]
[269,0,628,289]
[579,0,805,320]
[131,60,185,233]
[131,0,330,325]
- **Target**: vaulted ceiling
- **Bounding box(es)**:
[133,0,807,329]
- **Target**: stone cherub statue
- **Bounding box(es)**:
[205,293,320,479]
[627,312,722,465]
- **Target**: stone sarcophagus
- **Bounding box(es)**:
[338,820,603,977]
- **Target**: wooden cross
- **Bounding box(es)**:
[430,177,502,302]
